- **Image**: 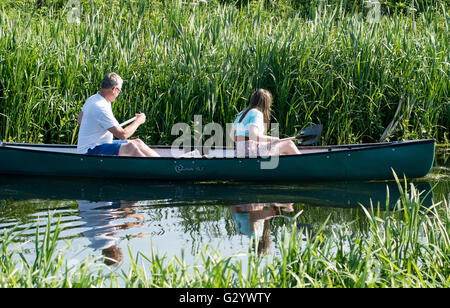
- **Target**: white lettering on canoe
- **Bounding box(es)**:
[175,164,204,173]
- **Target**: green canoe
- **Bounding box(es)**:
[0,139,435,181]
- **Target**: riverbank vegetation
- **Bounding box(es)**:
[1,177,449,288]
[0,0,448,145]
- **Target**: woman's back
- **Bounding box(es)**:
[233,108,265,137]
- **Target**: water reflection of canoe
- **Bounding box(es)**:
[0,139,435,181]
[0,175,433,208]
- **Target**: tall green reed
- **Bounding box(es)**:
[0,1,448,144]
[0,214,107,287]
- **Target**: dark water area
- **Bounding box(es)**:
[0,147,448,269]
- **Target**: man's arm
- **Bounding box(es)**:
[108,113,146,140]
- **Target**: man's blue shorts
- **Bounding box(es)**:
[87,140,128,156]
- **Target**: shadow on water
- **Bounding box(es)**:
[0,175,434,208]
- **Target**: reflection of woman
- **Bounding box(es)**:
[230,203,294,254]
[77,200,146,265]
[230,89,300,157]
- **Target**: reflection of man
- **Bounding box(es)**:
[102,246,123,266]
[230,203,294,254]
[77,200,146,265]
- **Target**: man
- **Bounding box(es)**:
[77,73,159,157]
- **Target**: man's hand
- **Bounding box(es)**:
[135,113,146,125]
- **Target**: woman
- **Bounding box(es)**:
[230,89,300,158]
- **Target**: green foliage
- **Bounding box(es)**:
[2,0,448,14]
[216,0,448,15]
[0,214,108,287]
[0,0,448,144]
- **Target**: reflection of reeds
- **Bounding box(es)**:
[0,2,448,145]
[1,177,448,287]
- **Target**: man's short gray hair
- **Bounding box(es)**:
[101,72,123,89]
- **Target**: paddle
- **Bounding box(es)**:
[120,110,147,127]
[119,116,136,127]
[277,124,323,145]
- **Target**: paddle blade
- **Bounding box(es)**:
[299,124,323,145]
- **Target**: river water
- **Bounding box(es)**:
[0,147,448,271]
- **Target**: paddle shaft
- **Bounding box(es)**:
[275,124,323,145]
[119,116,136,127]
[276,136,299,143]
[120,110,145,127]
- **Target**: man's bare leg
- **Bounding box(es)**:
[132,139,160,157]
[118,139,160,157]
[118,141,146,157]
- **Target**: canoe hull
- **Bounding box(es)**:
[0,139,435,181]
